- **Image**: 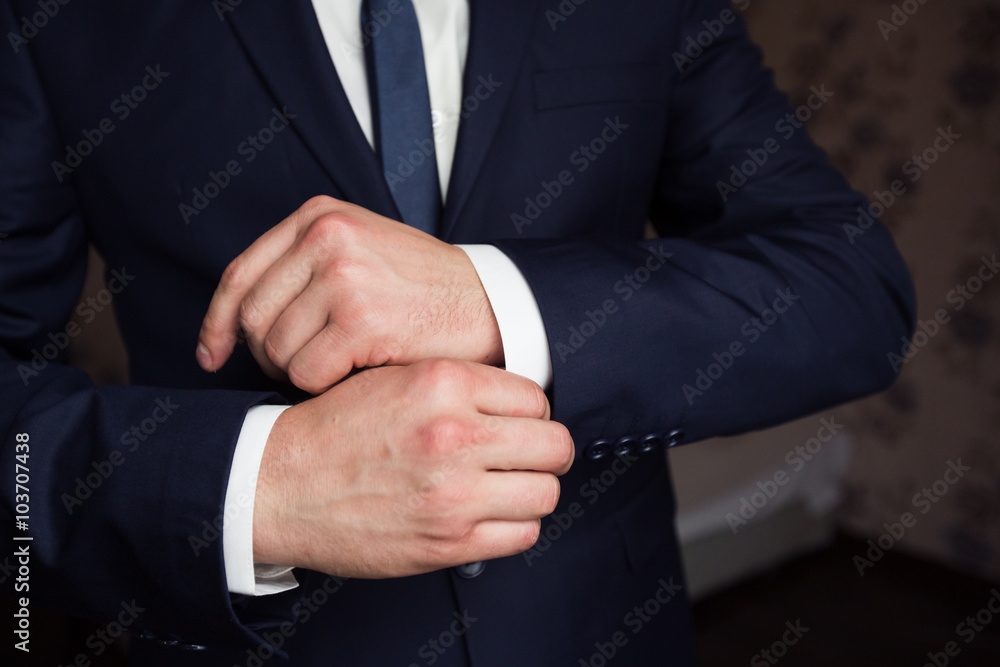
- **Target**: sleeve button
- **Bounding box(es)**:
[585,439,613,460]
[639,433,664,453]
[613,435,638,457]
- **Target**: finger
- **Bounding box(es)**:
[473,471,562,521]
[462,519,544,562]
[260,286,334,371]
[286,324,358,394]
[241,253,317,373]
[466,364,551,420]
[197,209,306,371]
[473,418,574,475]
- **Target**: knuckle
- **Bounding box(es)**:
[317,256,370,296]
[237,297,263,333]
[303,194,336,211]
[419,415,472,458]
[339,292,381,331]
[306,212,359,250]
[429,515,472,545]
[364,340,395,368]
[416,358,468,395]
[220,257,250,293]
[422,541,454,567]
[262,334,287,368]
[438,478,476,509]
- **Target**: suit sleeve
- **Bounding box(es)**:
[492,0,916,448]
[0,3,298,650]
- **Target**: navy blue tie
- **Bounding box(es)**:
[363,0,441,235]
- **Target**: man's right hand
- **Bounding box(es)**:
[250,358,574,578]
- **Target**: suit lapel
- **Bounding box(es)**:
[225,0,399,218]
[440,0,540,239]
[225,0,538,237]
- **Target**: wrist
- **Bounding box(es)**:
[452,244,504,367]
[252,407,302,568]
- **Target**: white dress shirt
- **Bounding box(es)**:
[223,0,552,596]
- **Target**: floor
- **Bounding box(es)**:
[692,533,1000,666]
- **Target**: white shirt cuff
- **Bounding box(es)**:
[224,404,299,596]
[457,244,552,389]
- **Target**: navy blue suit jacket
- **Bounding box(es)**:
[0,0,914,664]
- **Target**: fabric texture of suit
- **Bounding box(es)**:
[0,0,915,664]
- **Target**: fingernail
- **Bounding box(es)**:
[196,342,212,368]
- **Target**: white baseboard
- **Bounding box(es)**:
[679,501,837,602]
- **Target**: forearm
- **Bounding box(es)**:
[0,355,287,647]
[493,202,914,447]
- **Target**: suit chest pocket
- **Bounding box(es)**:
[533,63,667,112]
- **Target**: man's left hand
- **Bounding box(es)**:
[196,195,503,393]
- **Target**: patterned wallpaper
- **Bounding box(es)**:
[741,0,1000,581]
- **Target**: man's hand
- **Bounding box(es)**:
[251,358,573,578]
[196,195,503,393]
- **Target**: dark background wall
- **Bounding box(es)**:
[746,0,999,582]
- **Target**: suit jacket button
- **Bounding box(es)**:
[585,439,612,460]
[665,428,685,448]
[639,433,664,453]
[455,561,486,579]
[613,435,638,457]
